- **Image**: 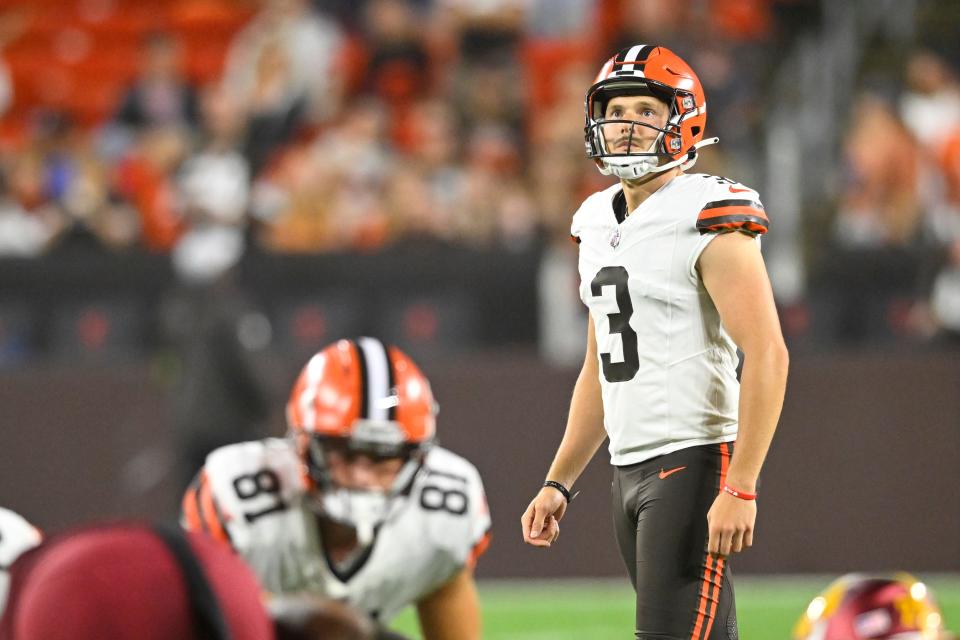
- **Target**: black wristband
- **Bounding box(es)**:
[543,480,574,503]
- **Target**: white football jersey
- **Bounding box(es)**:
[571,173,768,466]
[183,438,490,624]
[0,507,42,617]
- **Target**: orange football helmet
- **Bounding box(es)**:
[585,44,717,180]
[793,573,952,640]
[286,337,437,542]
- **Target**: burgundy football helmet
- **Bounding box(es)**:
[793,573,952,639]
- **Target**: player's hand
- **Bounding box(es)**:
[520,487,567,548]
[706,491,756,557]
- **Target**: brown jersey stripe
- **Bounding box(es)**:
[698,204,768,222]
[697,213,769,235]
[701,198,765,211]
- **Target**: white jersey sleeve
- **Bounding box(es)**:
[688,175,767,276]
[415,447,492,575]
[181,437,307,557]
[0,507,43,617]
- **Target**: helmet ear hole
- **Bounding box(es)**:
[692,126,701,137]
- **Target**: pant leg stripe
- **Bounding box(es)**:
[700,442,733,639]
[690,442,733,640]
[702,557,726,638]
[689,552,714,639]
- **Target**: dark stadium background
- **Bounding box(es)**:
[0,0,958,636]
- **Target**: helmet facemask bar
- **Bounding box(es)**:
[585,78,709,179]
[586,117,679,159]
[303,429,431,546]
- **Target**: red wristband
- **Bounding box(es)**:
[722,483,757,500]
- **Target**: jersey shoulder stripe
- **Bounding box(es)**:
[697,198,768,235]
[467,527,492,569]
[181,471,232,545]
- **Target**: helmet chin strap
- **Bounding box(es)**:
[600,136,719,180]
[310,456,425,547]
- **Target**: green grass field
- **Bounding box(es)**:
[390,575,960,639]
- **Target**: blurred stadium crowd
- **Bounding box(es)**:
[0,0,959,355]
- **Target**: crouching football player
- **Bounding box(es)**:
[183,337,491,640]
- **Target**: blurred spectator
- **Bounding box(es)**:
[812,93,926,345]
[928,241,960,341]
[114,125,190,252]
[240,36,307,176]
[0,58,10,121]
[399,98,465,216]
[435,0,528,66]
[383,164,444,242]
[525,0,596,39]
[113,33,200,133]
[609,0,692,54]
[361,0,432,114]
[2,113,139,255]
[921,128,960,341]
[526,61,592,159]
[50,151,139,254]
[708,0,774,43]
[252,140,340,252]
[451,62,526,134]
[834,93,921,248]
[260,97,393,252]
[900,51,960,155]
[0,9,28,120]
[457,124,524,245]
[174,83,251,283]
[0,159,61,257]
[223,0,345,125]
[770,0,822,48]
[689,42,768,182]
[436,0,528,135]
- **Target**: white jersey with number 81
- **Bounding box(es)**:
[182,438,491,624]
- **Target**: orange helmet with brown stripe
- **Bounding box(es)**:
[585,44,718,180]
[286,337,437,543]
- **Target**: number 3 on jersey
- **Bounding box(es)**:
[591,266,639,382]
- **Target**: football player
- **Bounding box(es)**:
[793,573,953,639]
[0,508,41,619]
[182,337,491,640]
[520,44,789,639]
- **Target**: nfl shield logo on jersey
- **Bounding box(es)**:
[610,227,621,248]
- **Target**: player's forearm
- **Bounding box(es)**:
[545,361,607,489]
[416,569,481,640]
[726,340,789,492]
